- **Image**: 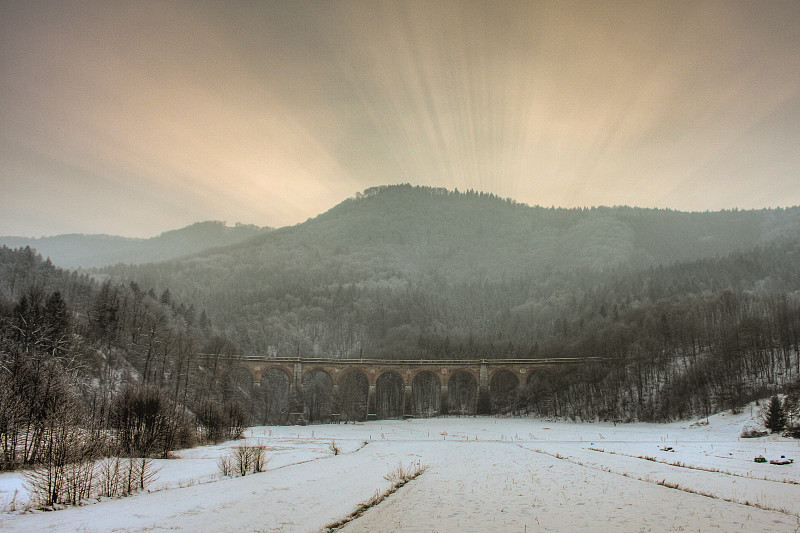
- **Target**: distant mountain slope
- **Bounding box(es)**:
[0,221,270,268]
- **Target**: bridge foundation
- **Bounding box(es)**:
[367,384,377,419]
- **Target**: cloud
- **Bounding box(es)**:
[2,1,799,236]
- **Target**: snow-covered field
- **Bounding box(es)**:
[1,408,799,532]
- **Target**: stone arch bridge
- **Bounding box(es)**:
[210,356,598,423]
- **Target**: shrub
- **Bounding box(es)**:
[217,445,268,477]
[329,440,341,455]
[740,428,767,438]
[217,455,233,477]
[233,445,252,476]
[110,385,169,457]
[384,461,426,484]
[250,444,267,473]
[196,400,227,444]
[225,401,248,441]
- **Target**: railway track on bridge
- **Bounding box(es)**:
[200,355,607,365]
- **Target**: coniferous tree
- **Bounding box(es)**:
[764,395,787,433]
[43,291,70,356]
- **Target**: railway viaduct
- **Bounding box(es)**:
[215,356,597,422]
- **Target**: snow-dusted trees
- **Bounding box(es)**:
[0,247,250,469]
[0,351,87,470]
[111,385,188,459]
[8,287,70,356]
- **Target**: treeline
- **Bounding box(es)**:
[0,246,253,502]
[519,286,800,421]
[103,240,800,364]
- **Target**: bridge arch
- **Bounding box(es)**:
[489,369,520,414]
[260,367,291,425]
[376,371,405,419]
[412,371,441,417]
[447,370,477,415]
[488,367,526,386]
[302,369,334,422]
[222,366,256,400]
[524,368,558,414]
[338,370,369,422]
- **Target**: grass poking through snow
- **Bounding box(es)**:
[323,461,427,532]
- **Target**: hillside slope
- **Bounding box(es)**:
[102,184,800,349]
[0,220,270,269]
[180,185,799,284]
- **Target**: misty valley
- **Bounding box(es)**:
[2,186,800,531]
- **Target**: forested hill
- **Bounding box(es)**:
[0,220,270,269]
[100,185,800,354]
[288,184,800,278]
[177,184,800,283]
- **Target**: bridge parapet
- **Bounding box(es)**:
[225,356,599,365]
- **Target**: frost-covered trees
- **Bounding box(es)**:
[0,247,250,467]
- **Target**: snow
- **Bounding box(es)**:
[1,408,799,532]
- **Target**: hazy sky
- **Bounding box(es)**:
[2,1,800,237]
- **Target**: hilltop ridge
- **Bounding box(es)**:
[183,184,800,283]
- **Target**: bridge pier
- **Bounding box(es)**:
[288,361,303,424]
[293,361,303,391]
[477,362,490,415]
[367,384,377,419]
